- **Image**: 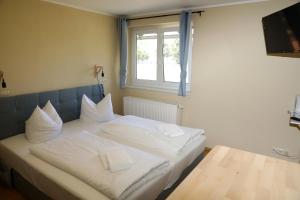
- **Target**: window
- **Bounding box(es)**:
[130,27,192,93]
[136,33,157,81]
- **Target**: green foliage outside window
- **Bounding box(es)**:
[163,38,179,64]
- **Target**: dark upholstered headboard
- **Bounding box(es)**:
[0,84,104,140]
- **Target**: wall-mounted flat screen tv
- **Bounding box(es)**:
[262,3,300,58]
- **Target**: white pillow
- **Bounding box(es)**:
[80,94,115,123]
[43,101,63,129]
[25,101,62,143]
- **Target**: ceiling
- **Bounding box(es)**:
[43,0,264,16]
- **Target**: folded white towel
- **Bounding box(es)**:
[156,123,185,137]
[99,147,134,173]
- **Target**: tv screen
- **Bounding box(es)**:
[262,3,300,58]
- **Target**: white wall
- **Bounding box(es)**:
[121,0,300,160]
[0,0,122,113]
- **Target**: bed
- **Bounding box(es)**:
[0,84,206,200]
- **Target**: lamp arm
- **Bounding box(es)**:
[0,70,3,81]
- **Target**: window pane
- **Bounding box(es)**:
[163,31,180,83]
[136,33,157,81]
[163,31,190,83]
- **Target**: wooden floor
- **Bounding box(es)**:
[203,147,211,157]
[0,147,211,200]
[0,181,27,200]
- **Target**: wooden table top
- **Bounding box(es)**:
[167,145,300,200]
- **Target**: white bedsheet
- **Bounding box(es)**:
[101,115,204,156]
[30,131,168,200]
[0,116,169,200]
[0,115,206,199]
[67,116,206,188]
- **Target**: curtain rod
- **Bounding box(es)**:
[127,11,204,21]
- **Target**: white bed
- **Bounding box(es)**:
[0,115,206,199]
[71,115,206,188]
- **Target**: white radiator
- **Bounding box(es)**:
[123,96,182,124]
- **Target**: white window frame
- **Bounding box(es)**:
[129,26,192,94]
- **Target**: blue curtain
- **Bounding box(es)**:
[178,11,192,96]
[118,16,128,89]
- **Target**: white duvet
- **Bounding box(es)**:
[30,131,169,200]
[100,115,204,156]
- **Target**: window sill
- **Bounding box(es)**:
[126,84,190,96]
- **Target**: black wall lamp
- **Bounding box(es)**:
[94,65,105,78]
[0,71,7,88]
[94,65,105,85]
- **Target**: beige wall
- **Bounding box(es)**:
[1,0,300,160]
[122,0,300,160]
[0,0,122,113]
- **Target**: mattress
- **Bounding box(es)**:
[0,115,206,199]
[0,119,167,200]
[62,117,207,188]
